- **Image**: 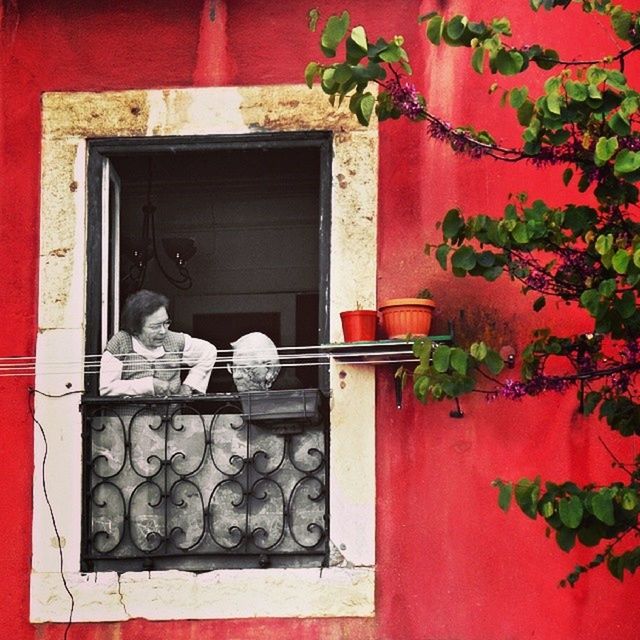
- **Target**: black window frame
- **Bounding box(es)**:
[85,131,333,395]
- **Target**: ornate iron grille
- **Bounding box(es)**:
[81,392,328,572]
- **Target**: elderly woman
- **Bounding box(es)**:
[99,289,217,396]
[227,332,281,392]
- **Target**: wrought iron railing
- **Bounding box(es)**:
[81,391,328,572]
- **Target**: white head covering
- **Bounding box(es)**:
[228,332,281,391]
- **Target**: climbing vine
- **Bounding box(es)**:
[307,1,640,585]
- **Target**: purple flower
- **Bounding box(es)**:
[386,78,425,120]
[500,375,570,400]
[501,379,528,399]
[525,270,549,291]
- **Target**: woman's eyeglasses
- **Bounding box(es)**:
[145,319,171,331]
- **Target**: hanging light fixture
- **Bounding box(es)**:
[122,157,196,291]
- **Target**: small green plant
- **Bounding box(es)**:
[417,288,434,299]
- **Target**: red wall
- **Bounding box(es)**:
[3,0,640,638]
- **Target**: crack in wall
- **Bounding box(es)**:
[116,574,131,619]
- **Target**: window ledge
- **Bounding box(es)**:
[327,335,453,364]
[30,566,374,622]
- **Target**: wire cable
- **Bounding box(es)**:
[29,387,80,639]
[0,343,421,377]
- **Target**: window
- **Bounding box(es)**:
[32,86,377,622]
[83,136,331,572]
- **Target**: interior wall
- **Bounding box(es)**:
[115,148,320,341]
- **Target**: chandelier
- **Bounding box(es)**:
[122,158,196,291]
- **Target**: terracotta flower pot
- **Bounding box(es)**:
[379,298,435,339]
[340,310,378,342]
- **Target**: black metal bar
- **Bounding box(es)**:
[81,392,328,571]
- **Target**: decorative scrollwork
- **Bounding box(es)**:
[90,481,125,553]
[83,396,328,566]
[288,476,326,549]
[167,479,205,551]
[129,480,165,553]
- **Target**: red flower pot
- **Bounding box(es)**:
[379,298,435,339]
[340,310,378,342]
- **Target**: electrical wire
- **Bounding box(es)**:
[29,387,80,640]
[0,344,421,377]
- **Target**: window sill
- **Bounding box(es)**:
[30,566,374,622]
[326,335,453,364]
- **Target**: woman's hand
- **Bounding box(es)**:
[178,384,194,396]
[153,379,172,396]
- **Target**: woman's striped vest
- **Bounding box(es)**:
[105,330,185,393]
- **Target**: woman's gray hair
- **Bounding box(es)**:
[121,289,169,335]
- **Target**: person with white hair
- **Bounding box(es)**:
[227,332,281,392]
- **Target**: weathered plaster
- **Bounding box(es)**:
[33,85,378,622]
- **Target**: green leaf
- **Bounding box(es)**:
[321,11,350,57]
[442,208,464,240]
[496,48,523,75]
[491,16,511,35]
[517,100,535,126]
[621,490,638,511]
[358,92,375,125]
[432,344,451,372]
[598,279,616,297]
[471,47,485,74]
[620,96,639,118]
[470,341,488,361]
[514,477,540,519]
[615,290,636,319]
[595,233,614,255]
[533,296,546,312]
[414,375,430,402]
[611,7,633,40]
[509,86,528,109]
[477,250,496,267]
[435,244,450,270]
[493,480,513,512]
[563,205,596,233]
[451,246,477,271]
[512,222,530,244]
[534,49,559,70]
[612,249,630,274]
[556,527,576,552]
[582,391,601,416]
[448,348,467,375]
[594,136,619,165]
[546,92,562,115]
[304,62,320,88]
[633,248,640,268]
[565,81,588,102]
[346,26,369,63]
[559,495,584,529]
[379,44,404,63]
[592,489,615,525]
[580,289,601,316]
[608,554,624,581]
[483,265,503,281]
[587,66,608,85]
[614,149,640,174]
[484,349,504,375]
[426,15,444,45]
[350,25,367,52]
[446,15,467,41]
[562,168,573,186]
[609,112,631,136]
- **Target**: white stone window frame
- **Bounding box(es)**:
[31,85,378,622]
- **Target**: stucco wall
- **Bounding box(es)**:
[2,0,640,638]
